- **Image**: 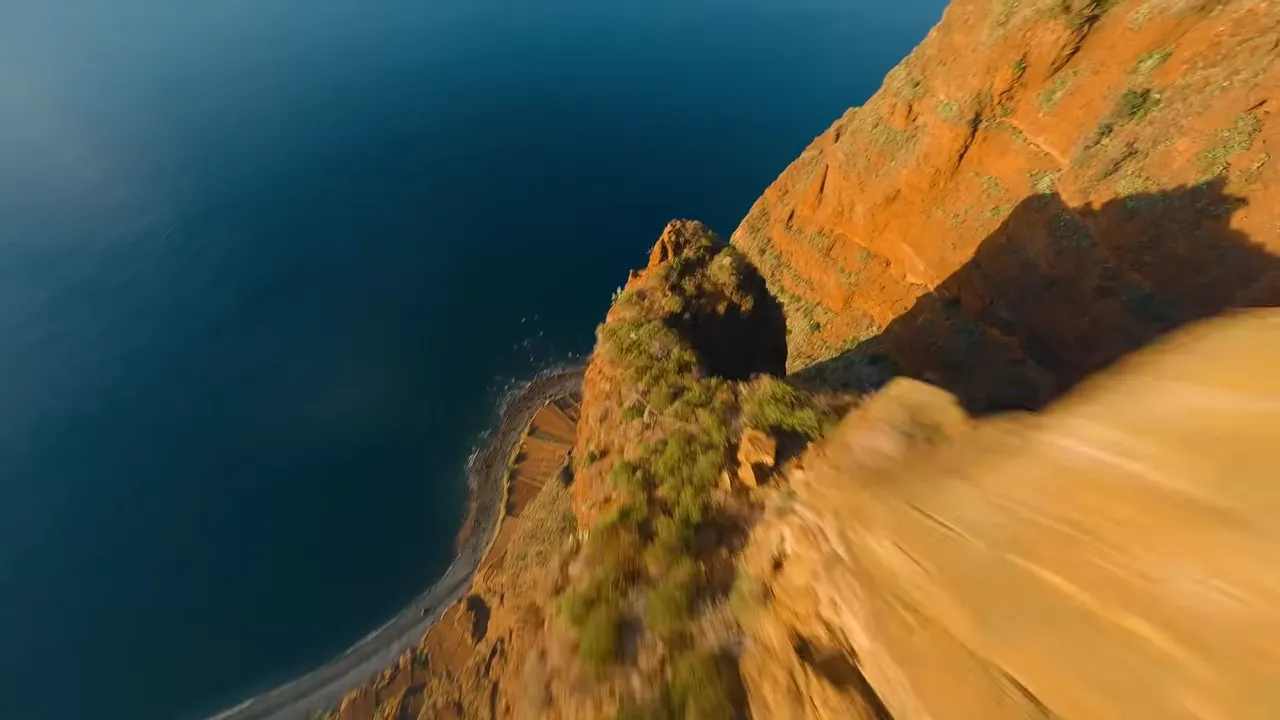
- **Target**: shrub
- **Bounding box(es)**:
[597,502,646,543]
[706,251,744,294]
[666,254,691,281]
[691,407,731,447]
[1087,87,1162,150]
[648,376,684,413]
[1059,0,1113,30]
[578,603,623,677]
[670,651,739,720]
[595,501,647,535]
[558,570,628,629]
[560,515,644,636]
[671,490,709,529]
[1133,47,1172,75]
[621,403,645,422]
[666,398,696,422]
[1011,57,1027,80]
[563,515,646,618]
[1037,69,1076,112]
[557,586,596,627]
[643,543,683,577]
[661,292,687,315]
[728,572,768,620]
[644,514,695,575]
[609,460,647,496]
[653,514,692,553]
[1118,87,1159,122]
[662,377,730,424]
[617,652,741,720]
[649,431,725,495]
[602,319,699,383]
[681,380,717,408]
[643,543,676,577]
[741,377,831,438]
[645,559,700,639]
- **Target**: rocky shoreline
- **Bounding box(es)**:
[207,366,584,720]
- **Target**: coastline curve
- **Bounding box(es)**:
[206,365,585,720]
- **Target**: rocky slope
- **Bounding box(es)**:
[733,0,1280,411]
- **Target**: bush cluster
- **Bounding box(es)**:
[563,248,742,676]
[740,376,832,438]
[615,651,741,720]
[563,238,799,713]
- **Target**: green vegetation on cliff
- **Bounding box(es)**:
[559,222,827,717]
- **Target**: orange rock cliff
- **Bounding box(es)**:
[733,0,1280,409]
[329,0,1280,717]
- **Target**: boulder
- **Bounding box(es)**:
[737,427,778,487]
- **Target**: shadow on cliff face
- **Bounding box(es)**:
[664,231,789,381]
[795,179,1280,412]
[673,260,788,382]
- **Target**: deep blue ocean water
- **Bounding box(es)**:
[0,1,945,717]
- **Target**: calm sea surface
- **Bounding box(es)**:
[0,1,945,717]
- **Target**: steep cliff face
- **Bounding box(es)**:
[734,310,1280,720]
[733,0,1280,411]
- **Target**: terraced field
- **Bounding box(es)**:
[417,396,580,678]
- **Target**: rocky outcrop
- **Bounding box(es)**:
[572,219,786,528]
[735,428,777,488]
[733,0,1280,411]
[735,310,1280,719]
